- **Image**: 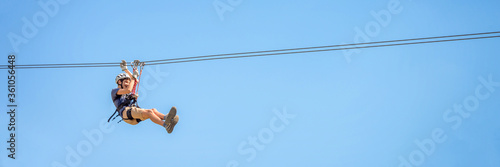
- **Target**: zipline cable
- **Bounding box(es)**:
[4,30,500,68]
[142,30,500,64]
[146,35,500,65]
[1,31,499,69]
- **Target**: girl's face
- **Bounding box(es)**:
[120,78,131,88]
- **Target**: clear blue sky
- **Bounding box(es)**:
[1,0,500,167]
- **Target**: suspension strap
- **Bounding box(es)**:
[130,60,145,95]
[131,61,138,94]
[136,63,145,94]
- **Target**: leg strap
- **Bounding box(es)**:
[124,107,142,123]
[126,108,133,120]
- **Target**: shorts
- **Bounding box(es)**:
[122,107,146,125]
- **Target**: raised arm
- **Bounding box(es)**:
[120,60,137,80]
[116,60,137,95]
[121,60,140,81]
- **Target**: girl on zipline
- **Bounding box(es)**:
[111,60,179,133]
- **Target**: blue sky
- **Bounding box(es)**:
[1,0,500,166]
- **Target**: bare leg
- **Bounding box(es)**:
[140,109,165,126]
[152,108,166,120]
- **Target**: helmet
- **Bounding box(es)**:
[115,73,131,84]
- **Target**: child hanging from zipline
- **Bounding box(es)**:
[110,60,179,133]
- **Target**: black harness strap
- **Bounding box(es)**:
[107,110,118,122]
[123,107,142,123]
[126,108,133,120]
[108,102,129,123]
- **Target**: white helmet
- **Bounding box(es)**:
[115,73,130,84]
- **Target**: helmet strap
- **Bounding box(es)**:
[118,79,124,89]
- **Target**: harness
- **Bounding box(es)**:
[108,60,145,124]
[107,95,141,123]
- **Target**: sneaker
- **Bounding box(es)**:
[166,115,179,134]
[163,106,177,125]
[163,107,177,133]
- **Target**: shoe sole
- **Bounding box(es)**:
[167,115,179,134]
[164,106,177,125]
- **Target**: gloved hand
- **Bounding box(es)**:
[120,60,128,71]
[133,69,139,79]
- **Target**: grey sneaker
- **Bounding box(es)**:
[163,106,177,123]
[163,107,177,133]
[166,115,179,134]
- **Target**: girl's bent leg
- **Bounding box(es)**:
[140,109,164,126]
[152,108,165,120]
